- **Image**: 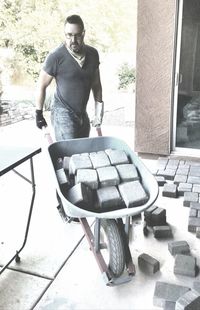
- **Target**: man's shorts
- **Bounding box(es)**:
[51,106,90,141]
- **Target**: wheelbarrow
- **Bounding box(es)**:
[46,130,159,286]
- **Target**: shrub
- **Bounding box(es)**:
[118,63,136,90]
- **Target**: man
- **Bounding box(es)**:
[35,14,104,140]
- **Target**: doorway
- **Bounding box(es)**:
[174,0,200,151]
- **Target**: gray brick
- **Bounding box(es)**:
[66,183,93,210]
[189,170,200,177]
[193,281,200,294]
[189,166,200,173]
[115,163,139,182]
[144,205,160,226]
[157,157,169,169]
[188,217,200,232]
[163,183,178,198]
[96,186,123,211]
[105,148,129,165]
[187,161,200,167]
[168,241,190,256]
[56,168,69,185]
[118,180,148,208]
[157,169,177,180]
[178,183,192,196]
[187,176,200,185]
[192,184,200,193]
[167,159,180,169]
[175,290,200,310]
[179,160,186,165]
[144,205,158,217]
[164,301,176,310]
[190,202,200,210]
[155,176,166,186]
[189,208,197,217]
[69,153,93,174]
[151,207,167,226]
[153,281,190,307]
[174,175,187,185]
[196,227,200,238]
[97,166,120,187]
[89,151,110,169]
[138,253,160,274]
[179,162,190,169]
[153,225,173,239]
[183,192,199,207]
[75,169,98,189]
[176,167,189,176]
[63,156,70,171]
[56,168,70,193]
[174,254,197,277]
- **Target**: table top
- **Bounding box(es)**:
[0,145,41,176]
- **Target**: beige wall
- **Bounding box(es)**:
[135,0,177,155]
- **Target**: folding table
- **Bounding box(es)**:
[0,145,41,274]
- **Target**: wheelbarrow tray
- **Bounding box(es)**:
[48,136,158,219]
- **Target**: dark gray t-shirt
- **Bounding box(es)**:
[43,43,100,114]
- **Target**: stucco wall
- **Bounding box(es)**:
[135,0,177,155]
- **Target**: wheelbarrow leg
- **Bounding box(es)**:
[79,218,113,285]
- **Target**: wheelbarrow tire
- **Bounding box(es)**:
[101,219,125,277]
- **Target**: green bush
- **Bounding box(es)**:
[118,63,136,90]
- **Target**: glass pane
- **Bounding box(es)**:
[176,0,200,149]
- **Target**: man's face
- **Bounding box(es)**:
[64,23,85,53]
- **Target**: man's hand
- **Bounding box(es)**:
[36,109,47,129]
[92,101,104,127]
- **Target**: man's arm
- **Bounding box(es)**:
[91,68,104,127]
[35,69,54,110]
[91,68,103,102]
[35,69,53,129]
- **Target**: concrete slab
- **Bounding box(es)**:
[0,268,50,310]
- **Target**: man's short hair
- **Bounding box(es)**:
[64,15,84,31]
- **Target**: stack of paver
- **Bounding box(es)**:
[143,205,173,238]
[54,148,149,213]
[152,157,200,237]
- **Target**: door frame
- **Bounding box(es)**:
[172,0,200,157]
[172,0,183,153]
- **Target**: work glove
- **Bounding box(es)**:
[92,101,104,127]
[36,109,47,129]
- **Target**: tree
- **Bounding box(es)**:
[0,0,136,82]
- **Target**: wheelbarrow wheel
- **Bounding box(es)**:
[100,219,125,277]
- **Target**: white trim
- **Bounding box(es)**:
[171,147,200,159]
[172,0,183,151]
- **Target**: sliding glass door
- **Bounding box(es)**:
[175,0,200,150]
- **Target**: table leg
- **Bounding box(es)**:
[0,157,36,274]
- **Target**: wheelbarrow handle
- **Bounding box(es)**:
[42,125,102,145]
[96,126,102,137]
[42,126,54,145]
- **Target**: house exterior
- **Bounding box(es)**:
[135,0,200,157]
